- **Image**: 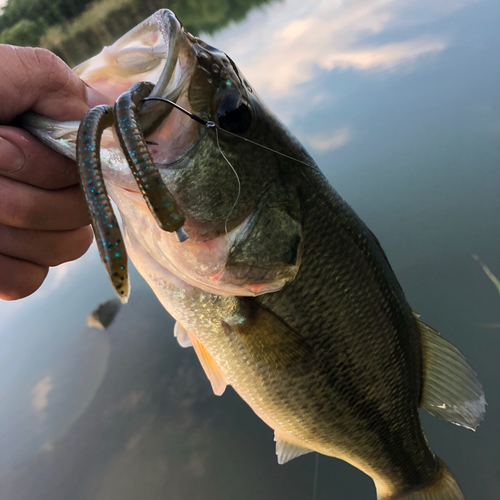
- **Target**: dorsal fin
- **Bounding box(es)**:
[416,316,485,430]
[274,432,313,464]
[173,321,193,348]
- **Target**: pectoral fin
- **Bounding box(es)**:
[190,333,228,397]
[173,322,227,395]
[230,300,314,377]
[274,432,313,464]
[417,317,485,430]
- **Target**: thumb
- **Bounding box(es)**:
[0,45,98,123]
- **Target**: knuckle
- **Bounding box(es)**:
[17,48,76,102]
[0,46,83,123]
[31,47,59,68]
[26,48,61,75]
[0,256,48,300]
[79,225,94,252]
[49,226,93,266]
[4,281,42,300]
[69,226,94,259]
[30,48,70,92]
[18,47,51,77]
[14,272,48,300]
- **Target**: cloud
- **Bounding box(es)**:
[205,0,461,97]
[106,391,148,417]
[184,450,209,478]
[42,442,55,452]
[304,127,352,152]
[32,375,53,420]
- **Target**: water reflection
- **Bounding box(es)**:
[208,0,452,96]
[1,0,499,499]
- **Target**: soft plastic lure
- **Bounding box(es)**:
[76,81,187,302]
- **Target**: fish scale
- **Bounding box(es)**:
[257,169,431,490]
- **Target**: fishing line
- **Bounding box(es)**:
[216,126,315,168]
[143,96,208,126]
[312,453,320,500]
[142,96,315,169]
[143,96,315,233]
[215,126,241,234]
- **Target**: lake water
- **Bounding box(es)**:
[1,0,499,498]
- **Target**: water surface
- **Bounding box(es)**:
[1,0,499,498]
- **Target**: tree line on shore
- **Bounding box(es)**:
[0,0,271,66]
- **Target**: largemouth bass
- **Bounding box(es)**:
[24,10,485,500]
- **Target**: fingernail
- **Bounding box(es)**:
[84,83,113,108]
[0,136,25,173]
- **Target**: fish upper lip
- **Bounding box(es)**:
[136,12,188,132]
[149,10,183,99]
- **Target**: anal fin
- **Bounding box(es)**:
[274,432,313,465]
[174,321,193,348]
[417,317,485,430]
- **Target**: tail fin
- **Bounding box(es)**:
[378,458,465,500]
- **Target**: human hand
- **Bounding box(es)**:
[0,45,105,300]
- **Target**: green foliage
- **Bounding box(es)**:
[40,0,140,65]
[0,0,94,31]
[0,0,275,64]
[0,19,45,46]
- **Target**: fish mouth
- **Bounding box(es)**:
[74,9,191,105]
[136,10,189,134]
[74,9,197,140]
[75,9,201,189]
[148,10,184,101]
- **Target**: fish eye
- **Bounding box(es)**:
[216,95,252,134]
